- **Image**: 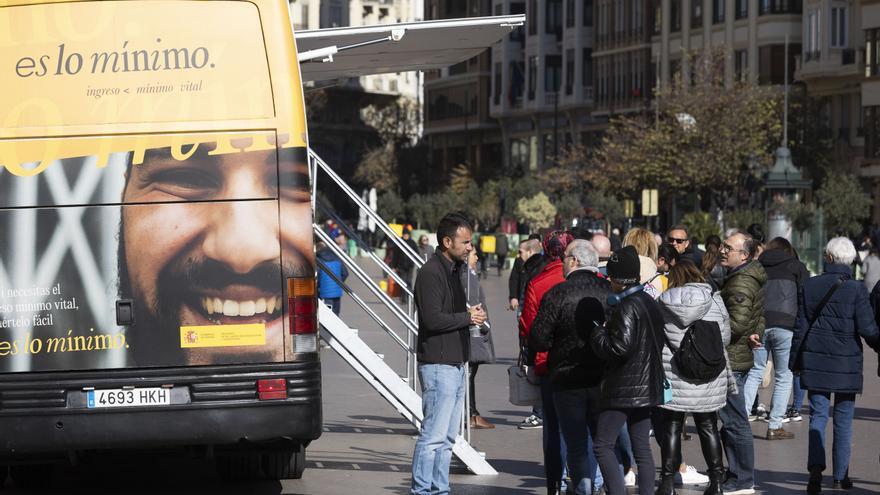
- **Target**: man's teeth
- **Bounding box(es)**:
[202,297,280,317]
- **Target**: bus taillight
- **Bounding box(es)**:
[287,277,317,353]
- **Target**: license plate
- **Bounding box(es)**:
[87,388,172,408]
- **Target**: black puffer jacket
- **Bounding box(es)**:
[528,269,611,390]
[590,290,666,409]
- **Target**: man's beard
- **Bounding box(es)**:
[118,225,311,367]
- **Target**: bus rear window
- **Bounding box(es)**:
[0,0,274,136]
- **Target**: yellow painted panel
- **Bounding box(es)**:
[180,323,267,349]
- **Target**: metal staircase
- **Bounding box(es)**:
[309,149,497,476]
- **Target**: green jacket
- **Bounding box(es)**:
[721,260,767,372]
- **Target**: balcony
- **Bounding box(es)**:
[796,49,864,81]
[545,92,559,106]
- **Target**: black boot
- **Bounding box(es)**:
[655,475,676,495]
[808,467,823,494]
[703,474,724,495]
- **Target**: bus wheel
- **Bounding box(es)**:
[262,445,306,480]
[10,464,52,489]
[216,453,262,482]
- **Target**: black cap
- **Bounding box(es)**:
[607,245,640,285]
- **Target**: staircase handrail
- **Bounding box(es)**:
[314,225,418,337]
[310,149,424,270]
[316,199,412,298]
[316,257,409,352]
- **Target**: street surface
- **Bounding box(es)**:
[4,260,880,494]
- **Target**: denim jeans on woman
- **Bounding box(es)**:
[411,364,465,495]
[808,391,856,481]
[743,327,794,429]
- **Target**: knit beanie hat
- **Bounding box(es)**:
[543,230,574,260]
[607,246,640,284]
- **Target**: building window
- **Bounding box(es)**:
[510,61,525,106]
[528,0,537,35]
[511,2,526,42]
[830,6,847,48]
[615,1,624,37]
[495,3,503,15]
[805,9,820,61]
[546,55,562,93]
[760,0,802,15]
[494,63,502,105]
[653,0,661,34]
[584,0,593,26]
[583,48,593,90]
[714,0,725,23]
[758,44,800,84]
[691,1,702,28]
[633,0,643,35]
[510,139,529,172]
[734,49,748,81]
[528,56,537,100]
[671,0,682,32]
[866,106,880,159]
[566,0,575,27]
[546,0,563,37]
[868,29,880,77]
[565,49,575,95]
[736,0,748,19]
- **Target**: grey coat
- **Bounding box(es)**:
[462,266,495,364]
[658,283,733,413]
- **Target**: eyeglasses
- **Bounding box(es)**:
[667,237,688,244]
[721,244,747,255]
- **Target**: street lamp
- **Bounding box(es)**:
[764,35,811,241]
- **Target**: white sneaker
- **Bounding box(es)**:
[623,470,636,487]
[675,465,709,485]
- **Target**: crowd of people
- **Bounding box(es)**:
[407,212,880,495]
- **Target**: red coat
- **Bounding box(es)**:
[519,259,565,375]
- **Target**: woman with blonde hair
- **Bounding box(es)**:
[623,228,663,298]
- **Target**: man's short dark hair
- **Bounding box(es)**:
[528,233,542,241]
[436,212,473,244]
[668,224,689,236]
[571,226,594,241]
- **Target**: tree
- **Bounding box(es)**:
[354,142,398,192]
[378,190,406,223]
[354,96,423,195]
[585,49,782,208]
[516,192,557,230]
[681,211,721,242]
[817,174,871,237]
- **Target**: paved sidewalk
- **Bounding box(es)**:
[287,260,880,494]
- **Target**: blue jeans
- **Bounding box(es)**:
[808,391,855,481]
[743,327,794,429]
[540,376,567,494]
[791,375,806,411]
[411,364,466,495]
[718,371,755,490]
[554,387,601,495]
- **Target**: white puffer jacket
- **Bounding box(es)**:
[658,283,732,413]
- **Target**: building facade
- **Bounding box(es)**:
[489,0,598,174]
[861,0,880,218]
[423,0,501,181]
[289,0,424,182]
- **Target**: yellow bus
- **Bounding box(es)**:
[0,0,317,483]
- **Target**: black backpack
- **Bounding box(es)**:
[672,320,726,383]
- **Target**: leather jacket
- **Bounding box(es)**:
[590,289,666,409]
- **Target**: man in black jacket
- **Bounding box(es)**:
[410,213,486,495]
[530,239,610,495]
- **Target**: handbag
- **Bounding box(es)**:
[508,348,541,406]
[791,275,846,373]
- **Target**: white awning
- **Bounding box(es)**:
[295,15,525,82]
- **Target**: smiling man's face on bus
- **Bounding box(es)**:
[119,143,313,365]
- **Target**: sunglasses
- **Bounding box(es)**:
[667,237,688,244]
